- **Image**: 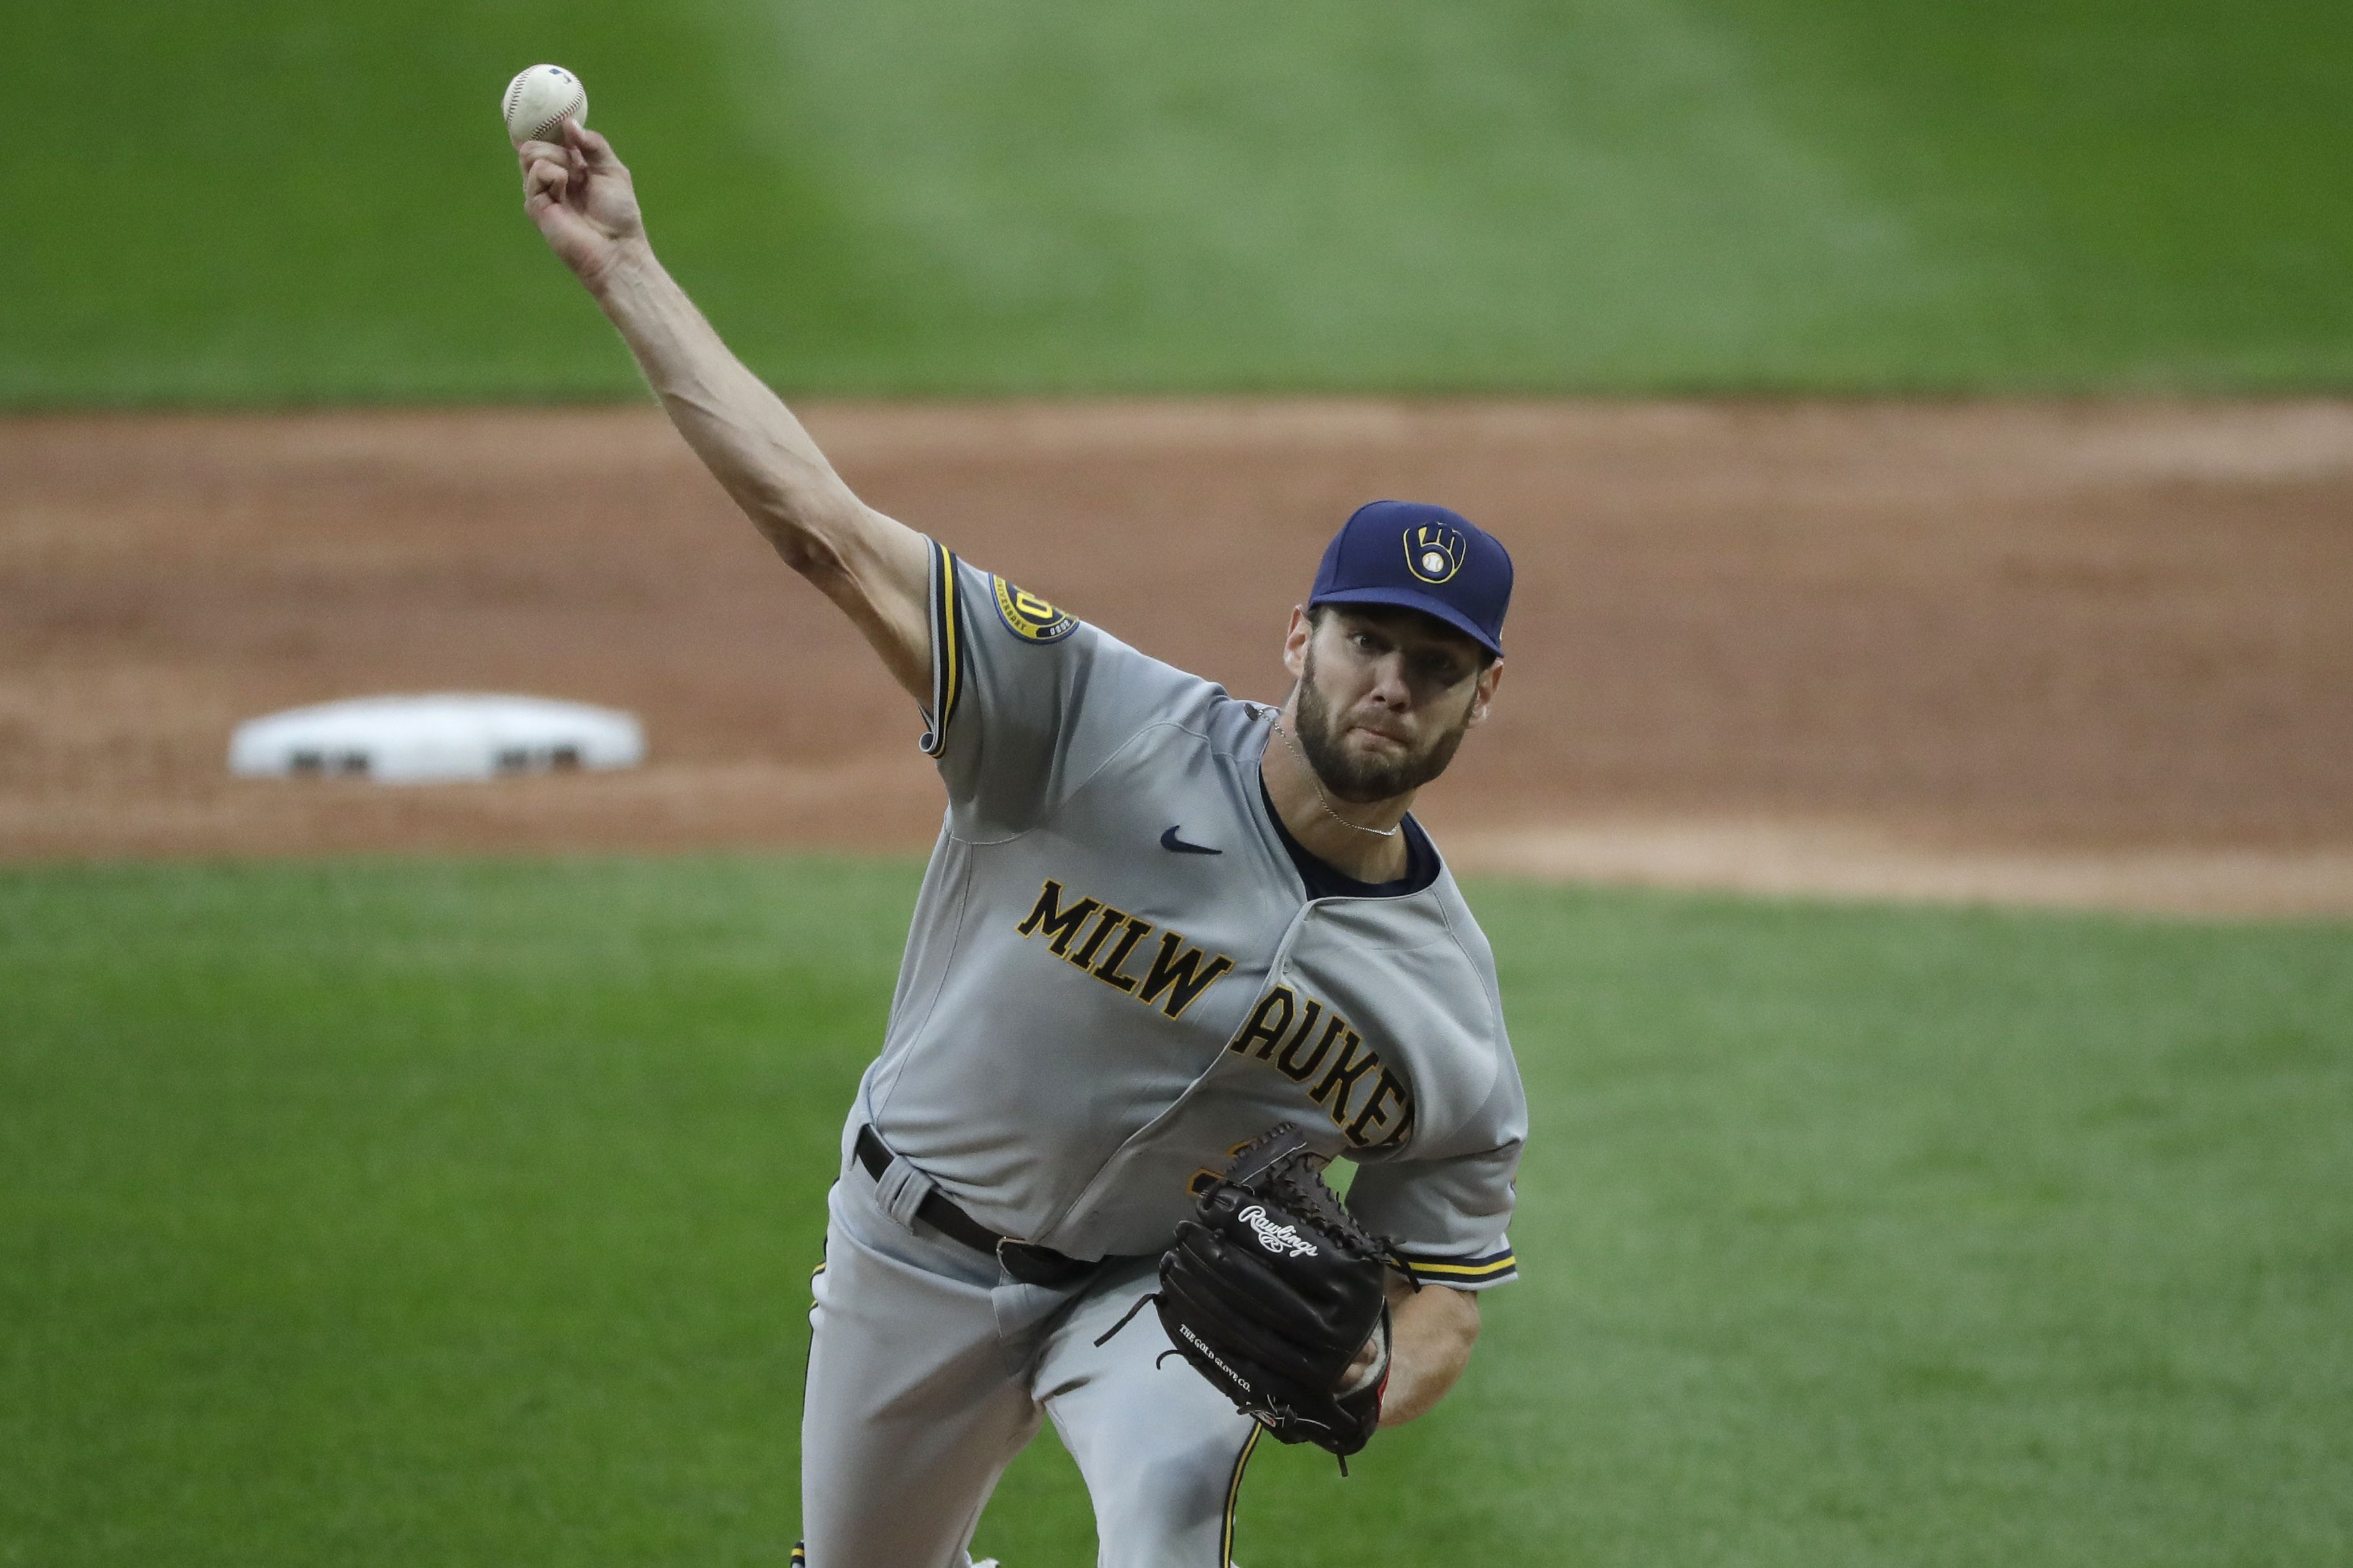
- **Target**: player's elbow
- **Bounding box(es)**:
[762,513,849,585]
[752,489,864,588]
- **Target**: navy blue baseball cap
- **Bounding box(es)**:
[1308,500,1512,657]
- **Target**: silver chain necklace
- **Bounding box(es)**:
[1272,713,1401,840]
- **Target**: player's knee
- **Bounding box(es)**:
[1087,1426,1249,1568]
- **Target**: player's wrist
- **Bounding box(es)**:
[582,235,659,303]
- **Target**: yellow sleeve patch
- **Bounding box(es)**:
[993,575,1077,643]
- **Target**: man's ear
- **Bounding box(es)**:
[1282,607,1313,680]
[1467,658,1504,728]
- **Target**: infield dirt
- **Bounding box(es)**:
[5,402,2349,914]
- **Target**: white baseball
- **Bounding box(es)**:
[502,64,587,147]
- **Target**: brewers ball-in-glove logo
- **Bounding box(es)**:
[993,576,1078,643]
[1404,521,1467,584]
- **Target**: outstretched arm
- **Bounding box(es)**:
[517,120,931,701]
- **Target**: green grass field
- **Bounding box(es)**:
[7,0,2349,404]
[4,858,2348,1565]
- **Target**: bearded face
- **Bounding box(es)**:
[1291,622,1485,804]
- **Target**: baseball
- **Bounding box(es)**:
[502,64,587,147]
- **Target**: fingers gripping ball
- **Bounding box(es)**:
[1102,1125,1412,1466]
[503,64,587,147]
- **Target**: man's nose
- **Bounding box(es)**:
[1367,655,1412,707]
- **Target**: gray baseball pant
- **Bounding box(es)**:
[798,1151,1260,1568]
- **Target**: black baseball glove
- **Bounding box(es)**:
[1100,1124,1413,1466]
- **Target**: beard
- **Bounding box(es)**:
[1291,645,1478,805]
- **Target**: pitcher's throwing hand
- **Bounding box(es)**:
[518,120,643,287]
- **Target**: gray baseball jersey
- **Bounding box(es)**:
[847,543,1524,1289]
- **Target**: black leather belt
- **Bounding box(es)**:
[854,1124,1105,1288]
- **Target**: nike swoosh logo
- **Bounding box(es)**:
[1160,826,1222,856]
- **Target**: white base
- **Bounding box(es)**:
[229,694,643,785]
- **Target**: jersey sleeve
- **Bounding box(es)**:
[917,541,1207,838]
[1344,1071,1525,1290]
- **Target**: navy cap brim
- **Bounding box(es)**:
[1309,586,1504,657]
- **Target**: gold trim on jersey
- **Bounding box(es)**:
[920,540,965,758]
[1221,1422,1261,1566]
[1400,1249,1518,1285]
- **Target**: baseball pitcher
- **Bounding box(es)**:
[519,118,1525,1568]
